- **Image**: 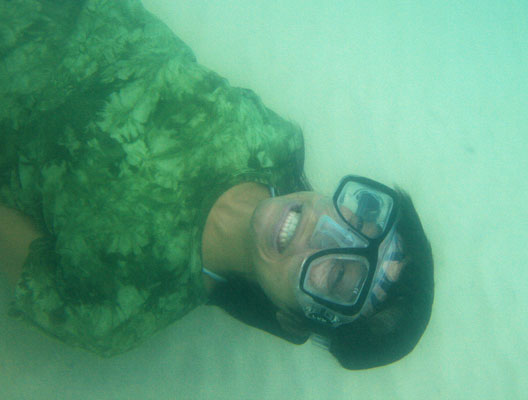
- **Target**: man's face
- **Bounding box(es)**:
[248,189,404,319]
[248,191,324,313]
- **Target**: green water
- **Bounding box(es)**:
[1,0,526,398]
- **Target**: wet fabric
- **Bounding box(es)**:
[0,0,305,357]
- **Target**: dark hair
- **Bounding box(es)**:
[207,175,434,370]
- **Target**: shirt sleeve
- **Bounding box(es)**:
[11,235,204,357]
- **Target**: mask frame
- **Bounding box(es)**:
[296,175,401,326]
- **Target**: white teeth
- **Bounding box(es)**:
[278,211,300,250]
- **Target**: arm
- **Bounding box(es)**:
[0,204,43,289]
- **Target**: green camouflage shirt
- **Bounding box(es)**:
[0,0,305,357]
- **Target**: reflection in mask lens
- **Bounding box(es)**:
[356,191,381,222]
[337,182,394,239]
[303,254,370,306]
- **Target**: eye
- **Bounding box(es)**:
[328,260,366,303]
[328,263,345,291]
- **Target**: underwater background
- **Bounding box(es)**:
[1,0,527,398]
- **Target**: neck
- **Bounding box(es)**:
[201,183,271,288]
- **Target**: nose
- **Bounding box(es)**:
[294,195,338,251]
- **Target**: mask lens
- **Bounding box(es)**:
[336,182,394,239]
[303,254,370,306]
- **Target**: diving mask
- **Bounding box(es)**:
[294,175,403,327]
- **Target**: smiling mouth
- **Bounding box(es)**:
[276,204,302,252]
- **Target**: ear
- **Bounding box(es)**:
[275,309,310,341]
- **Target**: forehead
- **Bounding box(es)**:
[361,229,407,315]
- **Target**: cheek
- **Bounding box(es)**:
[253,255,303,311]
